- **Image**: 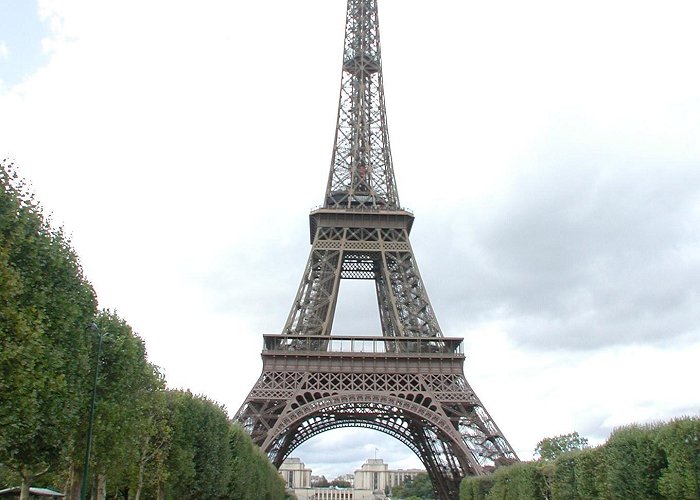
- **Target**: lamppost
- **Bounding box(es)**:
[80,323,107,500]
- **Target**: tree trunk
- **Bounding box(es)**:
[67,464,82,500]
[19,473,31,500]
[63,467,73,500]
[96,474,107,500]
[134,456,146,500]
[90,474,98,500]
[156,482,165,500]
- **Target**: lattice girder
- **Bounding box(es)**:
[284,212,442,339]
[237,340,518,499]
[283,248,342,336]
[259,393,477,500]
[236,1,518,498]
[235,350,519,490]
[326,0,399,210]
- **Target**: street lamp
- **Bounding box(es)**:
[80,323,107,500]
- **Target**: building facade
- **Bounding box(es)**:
[281,458,424,500]
[279,457,312,490]
[294,489,356,500]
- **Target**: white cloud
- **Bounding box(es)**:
[294,428,424,479]
[0,41,9,60]
[462,327,700,459]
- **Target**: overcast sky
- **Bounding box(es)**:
[2,0,699,481]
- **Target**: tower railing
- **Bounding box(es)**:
[262,334,464,356]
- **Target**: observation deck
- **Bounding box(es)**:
[260,334,465,375]
[309,207,415,243]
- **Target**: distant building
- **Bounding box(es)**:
[354,458,423,494]
[296,489,356,500]
[387,468,424,491]
[280,457,312,489]
[280,457,424,500]
[354,458,388,492]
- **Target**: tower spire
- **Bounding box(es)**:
[326,0,399,210]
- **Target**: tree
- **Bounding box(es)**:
[1,159,97,499]
[66,310,167,500]
[391,472,434,499]
[655,417,700,499]
[228,422,285,500]
[461,419,700,500]
[330,478,351,488]
[605,425,666,499]
[228,424,254,499]
[1,161,287,500]
[1,162,172,500]
[0,463,13,487]
[571,446,607,499]
[311,476,329,488]
[460,472,494,500]
[535,432,589,460]
[131,388,171,500]
[160,390,232,499]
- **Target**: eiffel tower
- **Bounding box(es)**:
[234,1,518,497]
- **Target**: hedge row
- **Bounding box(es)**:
[461,416,700,500]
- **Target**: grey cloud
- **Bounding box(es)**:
[193,219,310,332]
[294,429,421,479]
[416,153,700,350]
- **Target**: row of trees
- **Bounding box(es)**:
[460,418,700,499]
[310,476,351,488]
[390,472,435,499]
[1,160,98,496]
[1,159,287,499]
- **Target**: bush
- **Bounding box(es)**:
[604,425,666,499]
[655,417,700,499]
[460,417,700,500]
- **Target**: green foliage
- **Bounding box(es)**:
[535,432,589,461]
[0,159,97,485]
[461,420,700,500]
[131,387,172,498]
[228,423,285,500]
[159,391,286,500]
[161,390,231,499]
[655,417,700,499]
[551,453,578,499]
[569,446,606,499]
[505,461,548,499]
[0,463,13,487]
[460,461,553,500]
[484,466,514,500]
[312,476,329,487]
[80,310,166,497]
[460,472,494,500]
[605,424,666,499]
[461,461,548,500]
[391,472,434,499]
[228,423,252,499]
[330,479,351,488]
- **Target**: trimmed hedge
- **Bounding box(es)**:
[460,416,700,500]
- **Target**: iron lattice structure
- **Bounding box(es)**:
[234,1,518,498]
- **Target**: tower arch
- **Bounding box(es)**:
[265,393,479,500]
